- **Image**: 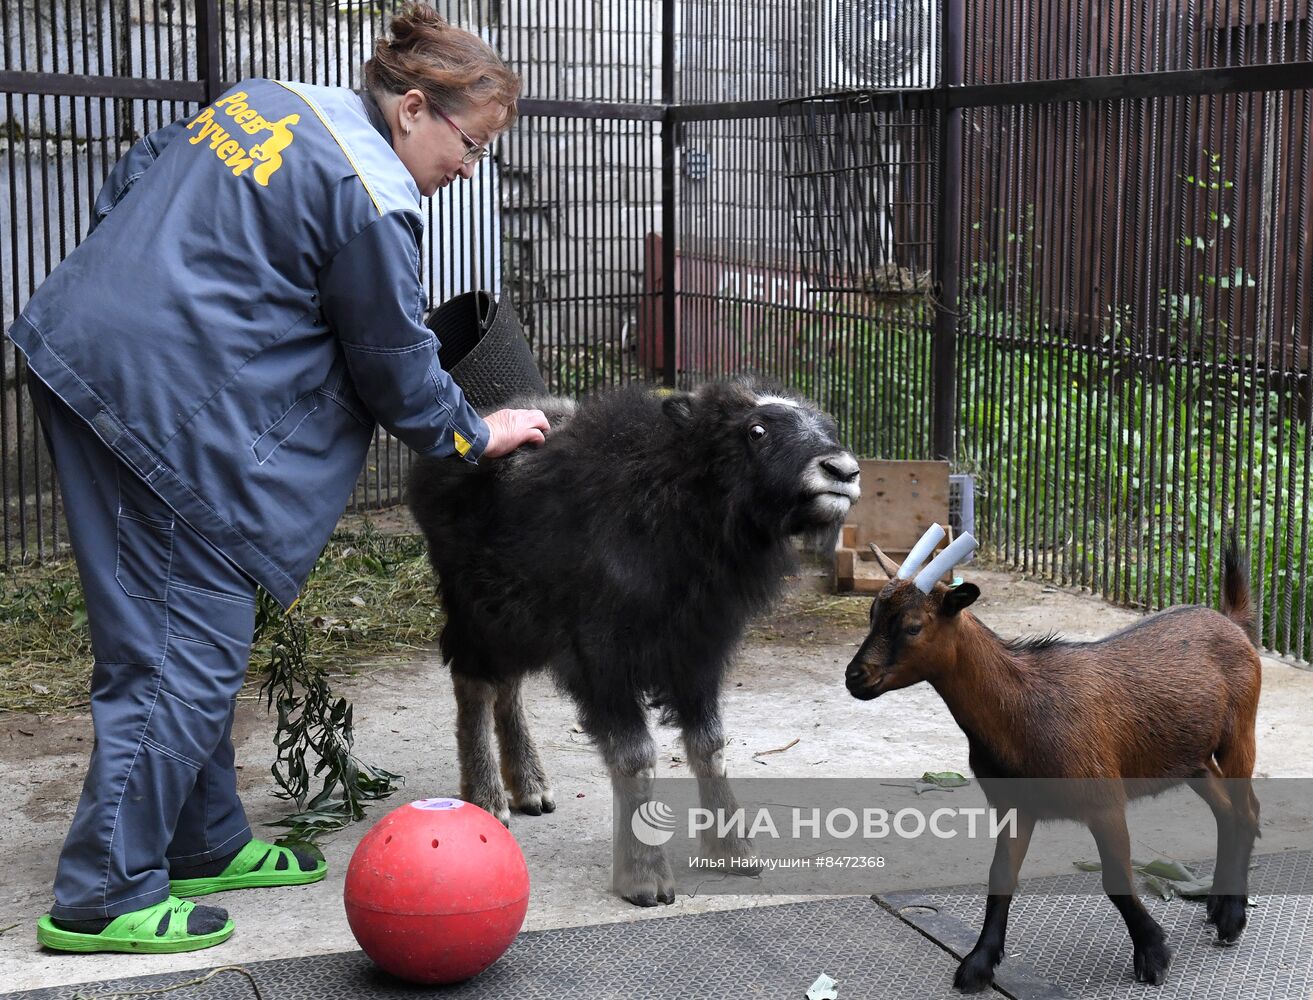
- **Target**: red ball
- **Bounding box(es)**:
[344,798,530,984]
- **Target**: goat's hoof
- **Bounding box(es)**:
[1211,895,1248,945]
[514,787,557,816]
[1133,938,1173,985]
[952,950,998,993]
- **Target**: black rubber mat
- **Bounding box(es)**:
[885,848,1313,1000]
[7,896,985,1000]
[10,852,1311,1000]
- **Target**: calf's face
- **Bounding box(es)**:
[737,393,861,535]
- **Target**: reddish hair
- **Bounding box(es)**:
[364,2,520,129]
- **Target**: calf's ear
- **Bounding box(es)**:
[662,393,695,427]
[939,582,980,617]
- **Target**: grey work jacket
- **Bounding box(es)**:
[8,79,489,608]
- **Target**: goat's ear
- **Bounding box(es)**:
[662,393,695,427]
[939,582,979,617]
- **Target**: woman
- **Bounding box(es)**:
[10,3,548,954]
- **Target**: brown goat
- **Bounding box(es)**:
[845,540,1261,992]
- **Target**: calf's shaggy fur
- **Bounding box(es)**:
[409,379,860,904]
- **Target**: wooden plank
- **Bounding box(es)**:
[833,460,953,594]
[843,460,951,549]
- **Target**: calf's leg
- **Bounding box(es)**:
[494,677,556,815]
[678,702,760,874]
[453,671,510,824]
[582,699,674,907]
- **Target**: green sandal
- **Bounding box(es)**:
[36,897,234,954]
[169,839,327,898]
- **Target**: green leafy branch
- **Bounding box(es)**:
[255,588,401,845]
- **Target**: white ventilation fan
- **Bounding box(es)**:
[816,0,939,91]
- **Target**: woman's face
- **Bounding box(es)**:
[393,90,504,197]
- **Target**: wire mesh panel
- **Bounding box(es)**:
[779,94,936,295]
[501,113,660,395]
[670,112,933,458]
[965,0,1312,84]
[956,83,1313,659]
[768,99,938,455]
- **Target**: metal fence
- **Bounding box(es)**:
[4,1,1313,662]
[950,2,1313,660]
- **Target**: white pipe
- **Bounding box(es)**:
[896,523,947,580]
[913,532,979,593]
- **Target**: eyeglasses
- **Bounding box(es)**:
[434,108,490,164]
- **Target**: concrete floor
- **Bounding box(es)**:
[3,566,1311,994]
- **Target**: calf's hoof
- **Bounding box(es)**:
[952,948,999,994]
[710,835,762,876]
[462,783,512,826]
[513,787,557,816]
[1210,895,1248,945]
[1133,936,1173,985]
[622,885,677,907]
[615,849,676,908]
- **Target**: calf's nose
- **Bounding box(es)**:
[821,454,860,483]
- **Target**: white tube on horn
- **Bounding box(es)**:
[913,532,979,593]
[896,523,947,580]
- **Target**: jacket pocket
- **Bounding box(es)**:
[252,392,320,465]
[115,507,174,602]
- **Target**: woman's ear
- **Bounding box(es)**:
[400,88,427,126]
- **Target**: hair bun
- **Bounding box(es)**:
[392,2,450,39]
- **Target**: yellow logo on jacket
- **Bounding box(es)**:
[185,91,299,186]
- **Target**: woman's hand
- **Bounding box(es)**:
[481,407,551,458]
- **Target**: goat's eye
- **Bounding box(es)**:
[904,623,923,637]
[748,424,767,441]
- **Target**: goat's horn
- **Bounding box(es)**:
[867,541,899,577]
[896,524,947,580]
[913,532,979,593]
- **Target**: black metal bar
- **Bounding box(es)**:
[518,98,664,121]
[660,0,676,388]
[196,0,221,104]
[0,69,204,101]
[8,61,1308,124]
[773,61,1313,120]
[949,61,1313,108]
[932,0,965,461]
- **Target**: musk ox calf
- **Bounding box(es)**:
[408,379,860,905]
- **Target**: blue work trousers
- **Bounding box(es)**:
[30,375,258,920]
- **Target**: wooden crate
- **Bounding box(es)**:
[834,460,953,593]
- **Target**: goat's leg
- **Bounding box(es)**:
[1088,808,1172,985]
[453,671,510,824]
[586,703,674,907]
[494,677,556,816]
[954,808,1036,994]
[1192,751,1259,943]
[678,703,761,875]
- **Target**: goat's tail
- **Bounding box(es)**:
[1221,529,1259,648]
